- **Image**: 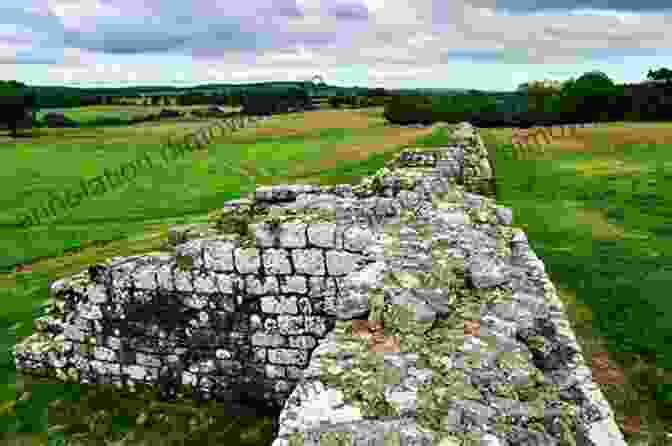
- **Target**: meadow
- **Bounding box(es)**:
[0,105,671,445]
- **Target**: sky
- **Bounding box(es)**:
[1,0,672,92]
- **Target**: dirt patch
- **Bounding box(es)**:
[240,127,307,138]
[572,206,628,240]
[527,125,672,154]
[584,125,672,147]
[258,109,385,132]
[224,109,389,142]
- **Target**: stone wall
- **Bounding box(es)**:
[13,122,626,446]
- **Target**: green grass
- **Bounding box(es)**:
[37,108,136,123]
[489,139,672,364]
[33,104,237,129]
[1,114,671,445]
[478,129,672,444]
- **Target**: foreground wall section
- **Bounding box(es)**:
[13,123,626,446]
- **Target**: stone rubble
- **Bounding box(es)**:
[13,122,626,446]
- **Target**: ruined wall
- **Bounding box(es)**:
[13,122,626,446]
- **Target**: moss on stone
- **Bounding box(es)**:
[175,254,195,271]
[315,181,581,445]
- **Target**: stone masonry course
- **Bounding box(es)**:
[13,122,626,446]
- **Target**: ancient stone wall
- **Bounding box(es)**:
[13,122,626,445]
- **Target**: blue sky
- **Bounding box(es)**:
[1,0,672,91]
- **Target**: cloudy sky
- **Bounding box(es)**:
[1,0,672,91]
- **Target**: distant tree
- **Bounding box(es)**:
[290,88,311,110]
[365,87,387,97]
[328,96,344,108]
[559,71,624,122]
[525,83,561,113]
[574,71,614,90]
[0,80,28,89]
[212,94,230,106]
[79,95,103,106]
[646,67,672,81]
[0,88,37,137]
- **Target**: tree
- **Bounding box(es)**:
[564,71,616,99]
[0,80,28,89]
[646,67,672,82]
[525,83,561,113]
[366,87,387,97]
[328,95,345,108]
[559,71,624,122]
[0,88,37,137]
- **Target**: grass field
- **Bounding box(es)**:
[0,107,671,445]
[28,105,244,130]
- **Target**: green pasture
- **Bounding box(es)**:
[479,127,672,444]
[33,105,242,128]
[0,110,671,445]
[35,108,137,124]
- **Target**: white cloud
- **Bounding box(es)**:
[2,0,672,89]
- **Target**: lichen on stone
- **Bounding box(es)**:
[175,254,195,271]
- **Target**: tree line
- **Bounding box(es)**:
[383,68,672,127]
[0,81,37,137]
[4,68,672,136]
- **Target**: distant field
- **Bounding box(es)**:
[1,110,671,446]
[0,107,436,274]
[33,104,243,126]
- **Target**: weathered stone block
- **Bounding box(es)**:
[203,240,236,272]
[307,223,337,248]
[260,296,299,315]
[262,249,293,275]
[246,275,280,295]
[325,250,361,276]
[234,247,261,274]
[292,249,325,275]
[280,275,308,294]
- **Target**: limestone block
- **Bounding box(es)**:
[262,249,293,275]
[268,348,309,366]
[279,275,308,294]
[234,247,261,274]
[252,332,287,348]
[342,226,376,252]
[494,206,513,226]
[203,240,236,272]
[288,336,317,350]
[277,315,305,335]
[246,275,280,296]
[292,249,325,275]
[325,250,362,276]
[260,295,299,315]
[192,273,218,295]
[307,223,337,248]
[212,273,244,295]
